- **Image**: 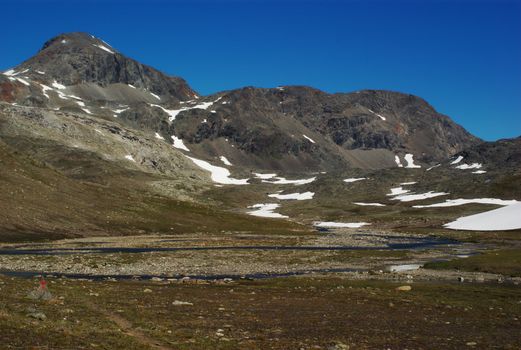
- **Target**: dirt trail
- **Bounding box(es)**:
[86,301,173,350]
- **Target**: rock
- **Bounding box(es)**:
[395,285,412,291]
[27,312,47,321]
[143,288,153,293]
[172,300,193,306]
[328,342,349,350]
[151,277,163,282]
[27,288,53,301]
[458,277,465,283]
[466,341,477,346]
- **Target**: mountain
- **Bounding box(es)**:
[1,32,479,173]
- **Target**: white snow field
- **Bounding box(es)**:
[248,203,288,218]
[313,222,369,228]
[185,156,249,185]
[444,202,521,231]
[268,192,314,200]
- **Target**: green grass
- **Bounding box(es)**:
[424,249,521,277]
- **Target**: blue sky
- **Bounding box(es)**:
[2,0,520,140]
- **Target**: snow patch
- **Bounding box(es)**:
[395,155,403,167]
[248,203,288,218]
[472,170,487,174]
[426,164,441,171]
[113,107,129,114]
[15,77,30,86]
[450,156,464,165]
[186,156,249,185]
[149,92,161,100]
[171,136,190,152]
[254,173,277,180]
[93,44,115,54]
[150,97,222,121]
[2,69,16,76]
[400,182,417,185]
[367,108,386,121]
[343,178,367,183]
[154,132,165,140]
[455,163,482,170]
[125,155,135,162]
[444,202,521,231]
[404,154,421,168]
[52,80,66,90]
[313,222,369,228]
[303,134,315,143]
[391,191,449,202]
[268,191,314,200]
[413,198,519,208]
[387,264,422,272]
[262,176,316,186]
[387,187,410,196]
[219,156,232,166]
[40,84,52,98]
[353,202,386,207]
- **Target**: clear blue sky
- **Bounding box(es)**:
[2,0,520,141]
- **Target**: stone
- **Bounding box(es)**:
[143,288,153,293]
[27,312,47,321]
[395,285,412,291]
[328,342,349,350]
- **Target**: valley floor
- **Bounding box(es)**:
[1,229,521,349]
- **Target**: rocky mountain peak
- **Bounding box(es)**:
[40,32,114,53]
[10,32,197,102]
